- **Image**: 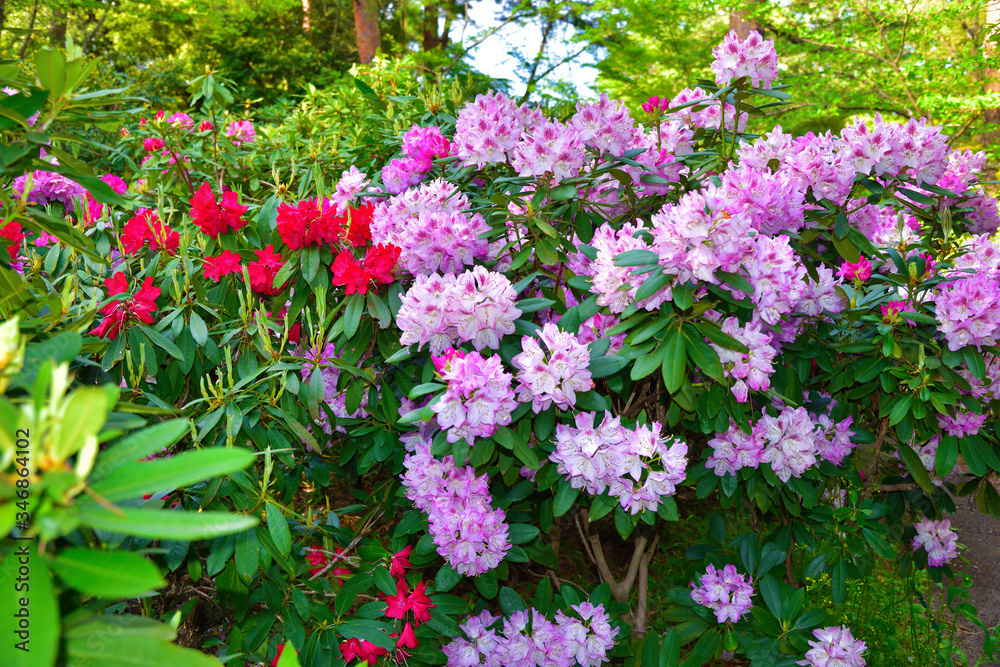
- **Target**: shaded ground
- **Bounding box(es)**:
[949,503,1000,666]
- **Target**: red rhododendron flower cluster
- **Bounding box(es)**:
[331,244,401,295]
[203,250,242,282]
[337,546,433,665]
[345,201,375,248]
[0,221,25,261]
[143,137,164,152]
[91,272,161,340]
[248,244,286,295]
[276,199,345,250]
[189,183,248,238]
[121,209,179,255]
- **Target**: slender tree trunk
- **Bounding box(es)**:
[302,0,311,32]
[422,2,440,51]
[19,0,39,58]
[985,1,1000,124]
[353,0,380,64]
[0,0,7,38]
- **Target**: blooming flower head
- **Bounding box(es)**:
[101,174,129,195]
[798,625,867,667]
[189,183,248,238]
[690,564,755,623]
[912,518,959,567]
[167,112,194,129]
[837,256,872,282]
[247,244,286,296]
[711,29,780,89]
[880,300,910,324]
[121,209,179,256]
[1,221,26,262]
[276,198,345,249]
[402,124,451,164]
[203,250,242,282]
[431,349,518,446]
[512,323,594,413]
[226,120,256,144]
[143,137,165,152]
[91,272,161,340]
[339,638,387,666]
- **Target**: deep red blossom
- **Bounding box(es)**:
[0,221,25,261]
[203,250,243,282]
[248,244,286,296]
[339,638,387,666]
[143,137,164,152]
[346,201,375,248]
[153,110,165,121]
[199,120,214,132]
[91,273,161,340]
[364,244,401,285]
[389,545,412,579]
[190,183,249,238]
[384,579,435,627]
[121,209,178,256]
[332,250,370,295]
[395,622,419,651]
[276,199,344,250]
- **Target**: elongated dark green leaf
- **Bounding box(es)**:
[0,543,58,667]
[614,249,659,267]
[590,355,628,378]
[90,420,191,482]
[682,324,724,382]
[266,502,292,558]
[661,328,687,393]
[695,322,749,354]
[897,443,934,495]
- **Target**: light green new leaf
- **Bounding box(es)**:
[79,506,258,541]
[53,548,165,598]
[90,419,191,482]
[90,448,255,502]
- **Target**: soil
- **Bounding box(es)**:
[949,501,1000,667]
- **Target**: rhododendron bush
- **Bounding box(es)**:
[3,32,1000,667]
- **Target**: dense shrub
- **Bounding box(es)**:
[4,31,1000,667]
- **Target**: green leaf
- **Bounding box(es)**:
[897,443,934,495]
[79,506,258,541]
[138,326,185,362]
[695,322,749,354]
[614,249,660,267]
[832,235,860,264]
[499,587,528,615]
[831,559,847,605]
[660,628,680,667]
[271,256,297,290]
[507,524,540,545]
[833,212,848,239]
[550,184,578,200]
[266,502,292,558]
[235,528,260,578]
[889,395,912,426]
[935,435,959,477]
[590,355,629,378]
[373,566,398,597]
[344,292,365,340]
[682,324,724,382]
[189,313,209,347]
[52,386,108,461]
[516,297,556,313]
[90,420,192,482]
[63,619,220,667]
[635,271,671,302]
[514,438,540,470]
[672,282,694,311]
[661,327,687,393]
[553,482,581,516]
[53,548,165,598]
[89,448,255,503]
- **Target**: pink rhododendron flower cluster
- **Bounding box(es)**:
[711,29,779,89]
[332,166,370,212]
[952,234,1000,279]
[512,119,586,183]
[708,316,778,402]
[453,91,540,168]
[666,87,746,133]
[226,120,256,144]
[443,603,616,667]
[512,323,594,413]
[797,626,867,667]
[401,441,510,575]
[838,114,948,184]
[569,93,636,155]
[372,179,491,275]
[713,162,806,235]
[690,563,755,623]
[837,256,872,282]
[742,235,808,326]
[397,267,521,354]
[936,410,987,438]
[587,222,669,313]
[431,349,518,445]
[912,519,959,567]
[935,272,1000,351]
[13,169,87,208]
[708,404,852,480]
[957,354,1000,400]
[402,124,451,165]
[650,191,755,286]
[549,411,688,514]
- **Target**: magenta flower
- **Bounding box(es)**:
[690,564,755,623]
[837,256,872,282]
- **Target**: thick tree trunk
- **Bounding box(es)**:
[422,2,440,51]
[728,11,758,40]
[49,7,67,47]
[353,0,380,64]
